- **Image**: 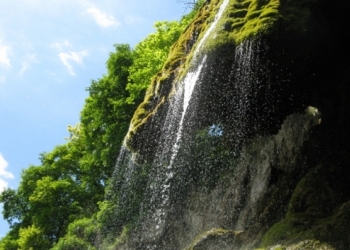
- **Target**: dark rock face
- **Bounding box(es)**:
[107,0,350,249]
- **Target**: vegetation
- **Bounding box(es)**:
[0,3,203,249]
[184,228,238,250]
[126,0,320,151]
[0,0,320,248]
[260,167,350,249]
[199,0,318,53]
[0,42,135,249]
[126,20,192,105]
[125,0,214,150]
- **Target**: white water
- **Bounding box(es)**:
[168,55,207,169]
[168,0,230,169]
[145,0,232,243]
[146,54,208,246]
[192,0,230,59]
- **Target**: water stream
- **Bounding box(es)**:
[135,0,233,243]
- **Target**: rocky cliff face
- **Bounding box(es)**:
[107,0,350,249]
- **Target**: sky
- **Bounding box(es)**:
[0,0,189,239]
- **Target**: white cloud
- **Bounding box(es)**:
[0,153,14,193]
[19,54,38,76]
[51,40,72,51]
[0,41,11,69]
[59,50,88,75]
[0,179,9,193]
[87,7,120,28]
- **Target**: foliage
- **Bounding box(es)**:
[0,144,91,248]
[51,236,94,250]
[81,44,136,181]
[0,44,136,249]
[0,3,201,249]
[52,217,98,250]
[17,225,50,250]
[0,234,19,250]
[126,17,194,104]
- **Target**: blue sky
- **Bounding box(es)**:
[0,0,188,238]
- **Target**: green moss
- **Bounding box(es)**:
[184,228,239,250]
[258,240,335,250]
[261,167,350,249]
[287,172,335,217]
[191,0,317,56]
[125,0,318,151]
[125,0,220,150]
[261,213,316,247]
[109,224,131,249]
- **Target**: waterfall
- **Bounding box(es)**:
[168,55,207,169]
[99,0,343,247]
[169,0,230,168]
[168,0,230,179]
[120,0,235,247]
[192,0,230,62]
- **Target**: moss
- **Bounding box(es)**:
[287,172,335,217]
[109,224,131,249]
[261,167,350,249]
[190,0,318,57]
[261,213,316,247]
[125,0,220,151]
[258,240,335,250]
[184,228,239,250]
[125,0,318,151]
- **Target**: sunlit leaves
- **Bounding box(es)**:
[126,20,192,104]
[81,44,135,177]
[18,225,50,250]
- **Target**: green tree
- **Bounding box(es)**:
[0,44,137,249]
[0,4,202,248]
[0,234,18,250]
[17,225,50,250]
[80,44,136,180]
[52,217,98,250]
[126,18,193,104]
[1,140,92,248]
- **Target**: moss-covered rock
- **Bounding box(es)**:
[287,169,335,217]
[125,0,220,152]
[115,0,350,248]
[261,166,350,249]
[125,0,320,153]
[184,228,239,250]
[257,240,335,250]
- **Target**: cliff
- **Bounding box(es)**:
[107,0,350,249]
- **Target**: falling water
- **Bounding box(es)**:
[127,0,234,247]
[100,0,335,247]
[169,0,230,167]
[109,33,273,250]
[230,39,263,143]
[192,0,230,61]
[168,55,207,168]
[165,0,230,182]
